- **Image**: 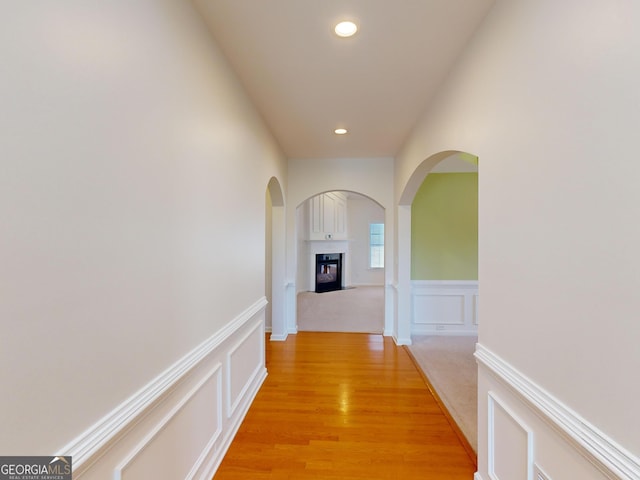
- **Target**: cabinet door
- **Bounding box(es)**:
[309,195,324,240]
[308,192,348,240]
[330,193,347,239]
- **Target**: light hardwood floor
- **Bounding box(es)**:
[213,332,476,479]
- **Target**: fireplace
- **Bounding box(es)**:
[315,253,342,293]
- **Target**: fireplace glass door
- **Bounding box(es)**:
[315,253,342,293]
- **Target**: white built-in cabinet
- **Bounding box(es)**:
[308,192,347,240]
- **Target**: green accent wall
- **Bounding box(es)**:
[411,173,478,280]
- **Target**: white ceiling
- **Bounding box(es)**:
[195,0,495,159]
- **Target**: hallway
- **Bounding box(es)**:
[213,332,475,479]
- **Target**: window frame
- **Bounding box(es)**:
[369,223,385,269]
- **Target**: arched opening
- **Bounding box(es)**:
[397,150,479,455]
[397,151,478,338]
[294,190,387,334]
[266,177,287,341]
[410,153,478,298]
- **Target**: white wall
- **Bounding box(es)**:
[396,0,640,478]
[296,204,309,291]
[265,189,273,330]
[347,195,385,286]
[0,1,286,477]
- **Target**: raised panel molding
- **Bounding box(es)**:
[227,322,265,418]
[310,195,323,235]
[533,464,552,480]
[60,297,268,479]
[488,392,533,480]
[414,294,464,325]
[114,365,223,480]
[308,192,348,240]
[473,294,479,325]
[324,194,336,235]
[476,344,640,480]
[411,280,478,335]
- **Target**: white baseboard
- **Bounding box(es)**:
[476,344,640,480]
[61,297,268,479]
[393,335,412,346]
[474,473,484,480]
[413,330,477,337]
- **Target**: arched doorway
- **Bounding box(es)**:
[295,190,386,333]
[266,177,287,341]
[397,150,479,454]
[396,150,478,343]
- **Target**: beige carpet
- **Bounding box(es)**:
[407,335,478,453]
[297,286,384,333]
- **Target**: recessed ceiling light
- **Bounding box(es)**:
[334,21,358,38]
[334,128,348,135]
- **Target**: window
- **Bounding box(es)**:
[369,223,384,268]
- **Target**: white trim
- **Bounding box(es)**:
[114,364,223,479]
[487,391,534,480]
[226,322,265,418]
[60,297,268,477]
[199,368,265,479]
[413,331,477,337]
[475,473,485,480]
[473,294,479,325]
[533,464,552,480]
[475,344,640,480]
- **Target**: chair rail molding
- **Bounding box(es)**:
[475,344,640,480]
[59,297,268,479]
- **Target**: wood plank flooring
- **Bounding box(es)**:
[213,332,476,479]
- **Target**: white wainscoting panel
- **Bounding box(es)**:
[115,365,222,480]
[488,392,533,480]
[227,322,265,418]
[60,297,268,480]
[476,343,640,480]
[533,464,552,480]
[415,294,464,325]
[411,280,478,335]
[473,294,479,325]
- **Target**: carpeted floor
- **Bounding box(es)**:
[297,286,384,333]
[407,335,478,453]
